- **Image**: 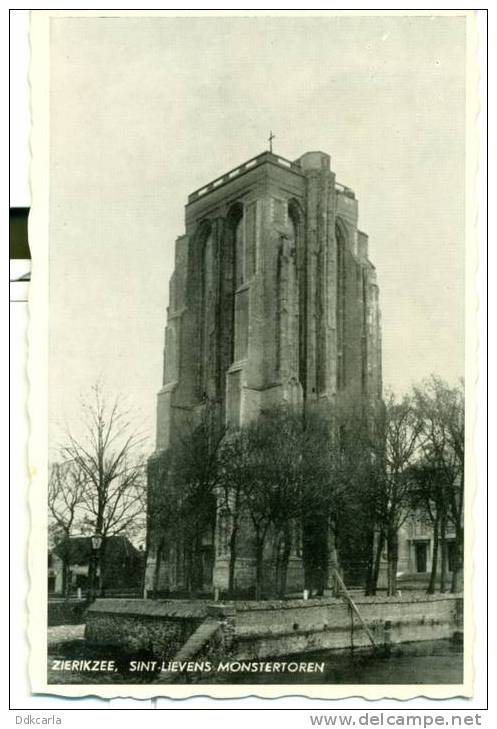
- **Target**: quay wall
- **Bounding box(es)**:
[86,594,463,662]
[85,599,206,660]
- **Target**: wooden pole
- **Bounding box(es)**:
[332,568,377,650]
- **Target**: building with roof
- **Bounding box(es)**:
[49,535,144,595]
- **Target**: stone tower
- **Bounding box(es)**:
[146,150,382,595]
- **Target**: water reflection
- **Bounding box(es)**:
[212,640,463,685]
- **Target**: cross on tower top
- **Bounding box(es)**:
[268,130,275,153]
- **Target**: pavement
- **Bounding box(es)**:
[47,624,85,646]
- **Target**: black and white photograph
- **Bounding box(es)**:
[26,10,479,700]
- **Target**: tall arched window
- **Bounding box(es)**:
[198,222,214,398]
[336,221,347,391]
[227,203,247,364]
[287,200,306,393]
[235,215,245,288]
[276,206,299,379]
[225,204,244,428]
[361,268,368,394]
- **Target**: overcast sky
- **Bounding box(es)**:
[48,13,467,450]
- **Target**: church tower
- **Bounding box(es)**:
[147,150,382,595]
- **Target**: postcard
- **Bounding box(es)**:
[28,10,479,699]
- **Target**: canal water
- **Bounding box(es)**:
[210,640,464,685]
[47,638,463,685]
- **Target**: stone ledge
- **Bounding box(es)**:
[87,598,208,620]
[86,595,462,620]
[207,604,236,619]
[222,594,462,613]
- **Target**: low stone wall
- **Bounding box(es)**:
[48,599,87,626]
[85,599,207,660]
[85,594,462,663]
[223,594,462,660]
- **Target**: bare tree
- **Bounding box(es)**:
[217,406,307,599]
[217,404,351,599]
[173,404,225,594]
[414,377,465,593]
[148,402,225,596]
[218,403,381,599]
[253,407,305,598]
[216,413,277,600]
[146,447,181,596]
[367,392,422,596]
[299,405,347,597]
[303,401,386,597]
[216,431,255,598]
[60,384,147,595]
[48,460,86,595]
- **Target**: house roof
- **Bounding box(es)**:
[53,535,141,565]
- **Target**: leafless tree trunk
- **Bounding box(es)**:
[274,524,292,598]
[228,521,239,598]
[152,540,164,597]
[451,524,464,593]
[253,522,269,601]
[439,512,448,593]
[386,528,399,596]
[98,537,106,596]
[427,515,439,594]
[366,529,384,596]
[327,518,341,597]
[373,531,385,595]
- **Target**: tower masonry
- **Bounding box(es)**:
[147,150,382,594]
